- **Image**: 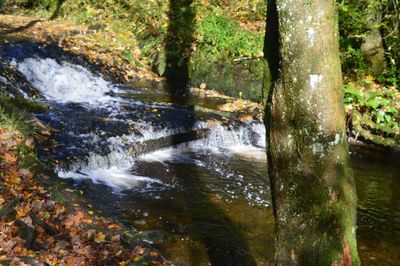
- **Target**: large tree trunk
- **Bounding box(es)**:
[265,0,360,265]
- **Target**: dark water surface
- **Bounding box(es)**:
[73,144,400,266]
[351,145,400,265]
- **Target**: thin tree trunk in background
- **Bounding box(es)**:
[265,0,360,265]
[50,0,65,20]
[361,1,386,77]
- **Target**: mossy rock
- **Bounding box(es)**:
[152,49,267,102]
[190,52,267,102]
[352,110,400,149]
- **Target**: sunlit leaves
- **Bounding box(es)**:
[94,232,106,243]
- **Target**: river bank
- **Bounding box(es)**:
[0,56,171,264]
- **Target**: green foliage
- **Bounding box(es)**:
[0,92,49,160]
[0,0,59,17]
[196,11,263,58]
[344,84,399,130]
[343,85,364,104]
[202,0,266,23]
[1,0,50,11]
[122,49,134,62]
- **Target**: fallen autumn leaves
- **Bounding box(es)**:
[0,127,170,265]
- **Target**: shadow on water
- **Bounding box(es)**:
[164,1,257,265]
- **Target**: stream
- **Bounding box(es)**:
[2,42,400,265]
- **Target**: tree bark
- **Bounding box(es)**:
[360,1,386,77]
[265,1,360,265]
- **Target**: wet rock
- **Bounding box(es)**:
[105,90,115,96]
[133,219,147,226]
[122,230,168,247]
[30,212,59,236]
[133,230,167,245]
[0,198,21,220]
[15,219,36,249]
[135,128,209,155]
[0,60,42,99]
[121,231,140,247]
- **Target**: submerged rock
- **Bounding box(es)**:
[133,230,168,244]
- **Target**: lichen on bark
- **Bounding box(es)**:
[265,0,361,265]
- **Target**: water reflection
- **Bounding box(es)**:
[351,145,400,265]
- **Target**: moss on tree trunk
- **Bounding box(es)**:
[265,0,361,265]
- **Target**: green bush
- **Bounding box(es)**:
[344,84,399,129]
[196,12,263,58]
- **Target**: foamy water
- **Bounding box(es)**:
[141,123,266,163]
[56,121,265,189]
[13,58,118,106]
[58,167,163,190]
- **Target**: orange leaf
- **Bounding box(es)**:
[3,153,17,164]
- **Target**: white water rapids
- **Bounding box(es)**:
[13,58,118,105]
[14,57,267,190]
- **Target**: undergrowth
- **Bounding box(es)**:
[344,79,400,144]
[0,97,39,168]
[0,99,31,135]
